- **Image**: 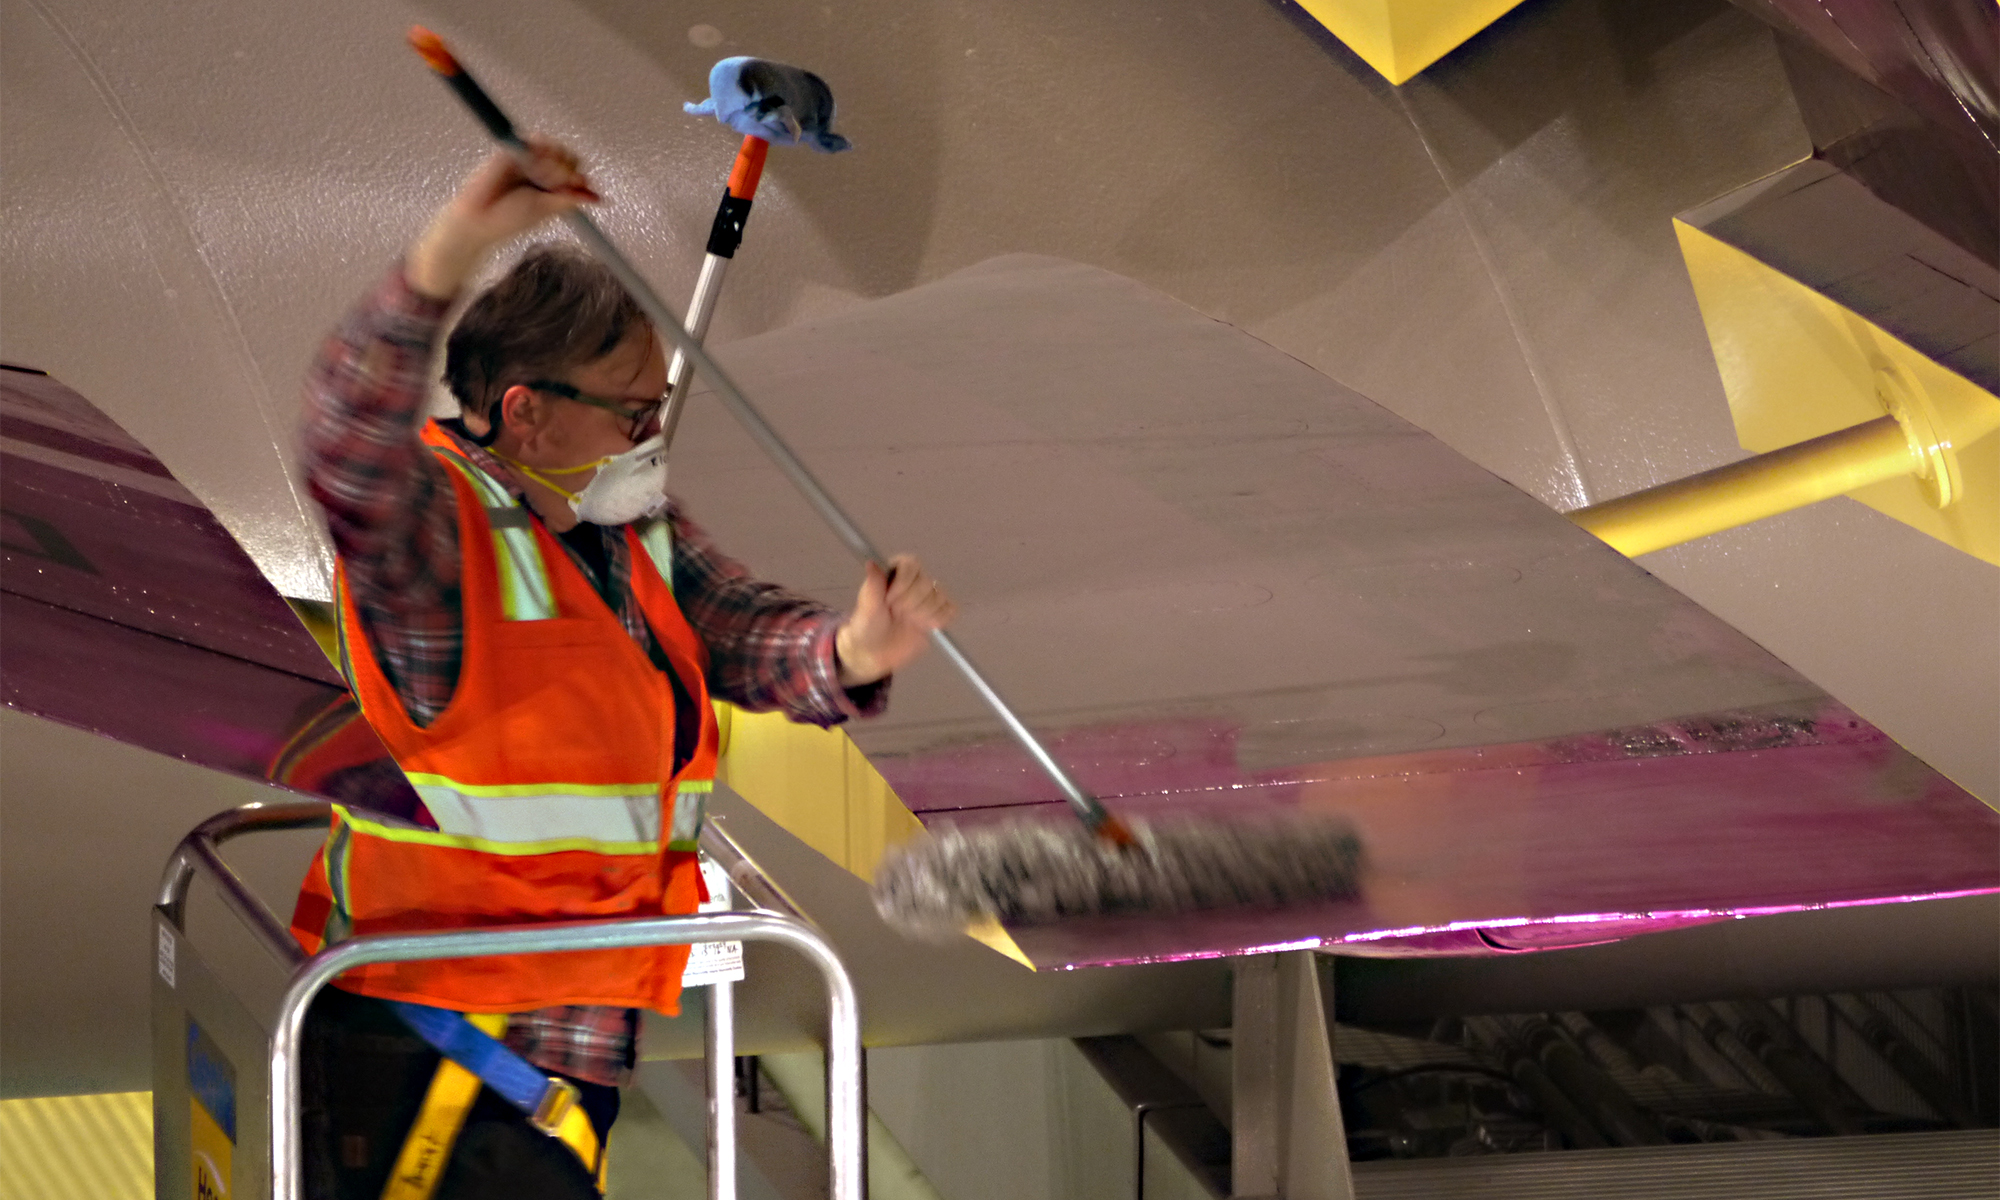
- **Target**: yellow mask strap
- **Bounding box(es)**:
[491,451,606,503]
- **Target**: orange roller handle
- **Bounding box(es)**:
[727,136,770,201]
[407,26,461,76]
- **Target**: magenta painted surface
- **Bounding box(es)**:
[1,369,417,815]
[6,369,1994,971]
[876,705,2000,969]
[1,370,339,683]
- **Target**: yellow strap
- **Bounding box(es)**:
[380,1014,507,1200]
[555,1104,604,1188]
[379,1015,604,1199]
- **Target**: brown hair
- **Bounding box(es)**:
[443,244,644,430]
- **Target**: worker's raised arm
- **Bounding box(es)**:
[405,136,597,299]
[299,135,596,680]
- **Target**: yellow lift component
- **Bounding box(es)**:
[714,703,1035,968]
[1569,222,2000,565]
[1290,0,1528,84]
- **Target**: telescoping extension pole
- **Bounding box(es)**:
[408,26,1131,846]
[660,135,770,451]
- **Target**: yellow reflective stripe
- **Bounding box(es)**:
[636,518,674,594]
[402,773,658,799]
[339,806,657,857]
[381,1013,508,1200]
[434,451,556,622]
[324,817,354,945]
[331,576,362,696]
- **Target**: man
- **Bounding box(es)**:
[289,136,953,1198]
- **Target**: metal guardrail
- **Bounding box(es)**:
[156,800,866,1200]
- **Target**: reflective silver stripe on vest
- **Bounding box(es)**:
[667,782,711,852]
[435,449,556,621]
[413,783,664,849]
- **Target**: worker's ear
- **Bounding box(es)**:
[496,384,549,443]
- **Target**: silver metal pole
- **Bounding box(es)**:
[155,800,331,928]
[186,834,310,969]
[706,848,740,1200]
[559,207,1115,832]
[660,252,732,451]
[700,816,812,926]
[707,978,738,1200]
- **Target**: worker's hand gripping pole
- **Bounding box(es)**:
[408,28,1132,845]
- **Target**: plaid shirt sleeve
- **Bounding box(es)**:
[298,261,463,725]
[666,501,889,726]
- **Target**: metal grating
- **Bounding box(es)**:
[1351,1129,1998,1199]
[0,1091,152,1200]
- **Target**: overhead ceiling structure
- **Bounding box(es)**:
[6,251,1994,1033]
[665,254,1999,971]
[2,0,1995,1132]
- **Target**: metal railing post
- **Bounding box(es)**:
[707,979,738,1200]
[160,803,865,1200]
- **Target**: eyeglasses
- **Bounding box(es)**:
[528,380,668,442]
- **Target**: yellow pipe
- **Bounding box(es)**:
[1568,416,1923,557]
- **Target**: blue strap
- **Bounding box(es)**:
[385,1000,565,1120]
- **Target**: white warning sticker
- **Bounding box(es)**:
[681,855,745,985]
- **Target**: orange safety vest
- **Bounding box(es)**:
[290,423,716,1015]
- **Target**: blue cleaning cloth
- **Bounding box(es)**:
[684,57,851,153]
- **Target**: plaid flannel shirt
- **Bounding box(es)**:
[302,262,886,1086]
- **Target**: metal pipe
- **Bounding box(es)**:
[270,912,864,1200]
[707,978,738,1200]
[701,816,813,926]
[1832,992,1979,1128]
[1728,1001,1863,1135]
[1684,1004,1788,1096]
[155,800,332,927]
[1516,1017,1667,1147]
[1506,1056,1607,1150]
[566,199,1113,831]
[1567,415,1921,556]
[187,834,311,970]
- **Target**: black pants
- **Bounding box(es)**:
[301,987,619,1199]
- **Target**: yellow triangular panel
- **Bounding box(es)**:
[714,704,1035,968]
[962,916,1037,970]
[1294,0,1529,84]
[1675,220,2000,567]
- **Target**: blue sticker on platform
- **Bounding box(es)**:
[186,1018,237,1142]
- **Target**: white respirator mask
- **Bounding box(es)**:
[499,434,670,526]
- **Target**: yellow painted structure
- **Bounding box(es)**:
[1292,0,1528,84]
[0,1091,153,1200]
[1577,222,1999,564]
[712,703,1034,968]
[285,597,342,668]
